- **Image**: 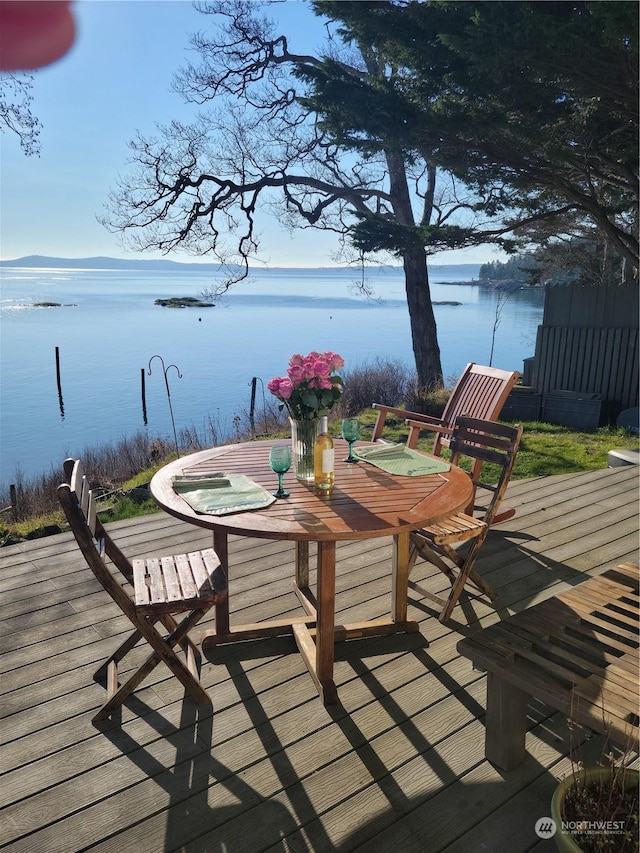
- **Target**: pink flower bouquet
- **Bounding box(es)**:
[268,351,345,420]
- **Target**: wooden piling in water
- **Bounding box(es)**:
[141,368,147,424]
[55,347,62,393]
[55,347,64,417]
[249,377,257,435]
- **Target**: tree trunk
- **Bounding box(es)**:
[402,246,443,390]
[383,148,443,392]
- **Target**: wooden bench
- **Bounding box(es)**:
[457,562,639,770]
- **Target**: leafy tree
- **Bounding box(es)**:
[103,1,522,391]
[104,1,637,389]
[315,1,638,274]
[0,72,41,156]
[520,219,631,288]
[479,255,539,283]
[481,226,632,288]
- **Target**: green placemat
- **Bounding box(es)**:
[354,443,450,476]
[172,472,276,515]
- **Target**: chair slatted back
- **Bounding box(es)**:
[448,416,523,525]
[67,458,93,528]
[60,458,135,589]
[447,364,518,421]
[372,363,519,450]
[419,363,519,455]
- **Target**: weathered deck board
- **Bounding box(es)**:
[0,466,638,852]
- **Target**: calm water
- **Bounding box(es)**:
[0,265,544,484]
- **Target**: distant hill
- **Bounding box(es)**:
[0,254,480,276]
[0,255,227,272]
[428,264,481,276]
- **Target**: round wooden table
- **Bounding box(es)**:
[150,439,473,704]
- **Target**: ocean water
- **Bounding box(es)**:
[0,265,544,485]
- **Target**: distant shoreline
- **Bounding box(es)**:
[0,254,482,276]
[436,279,533,287]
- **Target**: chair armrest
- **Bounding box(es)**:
[405,417,452,449]
[371,403,413,441]
[372,404,450,442]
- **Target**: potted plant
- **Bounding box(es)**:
[551,757,638,852]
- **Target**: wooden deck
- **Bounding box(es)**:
[1,466,638,853]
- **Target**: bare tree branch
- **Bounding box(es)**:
[0,72,41,156]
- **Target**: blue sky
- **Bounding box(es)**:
[1,0,505,267]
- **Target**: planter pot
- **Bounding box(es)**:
[551,767,639,853]
[290,418,319,483]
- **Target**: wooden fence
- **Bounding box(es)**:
[542,282,638,329]
[505,282,639,426]
[529,325,638,409]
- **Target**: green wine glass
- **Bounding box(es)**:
[342,418,361,463]
[269,446,291,498]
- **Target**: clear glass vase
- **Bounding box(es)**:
[290,418,319,483]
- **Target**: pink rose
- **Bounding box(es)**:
[287,364,304,384]
[313,360,330,378]
[323,351,344,371]
[268,376,293,399]
[288,353,304,367]
[276,378,293,399]
[267,377,282,395]
[318,377,333,390]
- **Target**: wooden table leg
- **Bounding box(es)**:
[204,532,416,702]
[315,540,338,704]
[296,541,309,588]
[485,670,529,770]
[291,539,338,704]
[213,530,230,637]
[293,541,317,617]
[392,532,410,623]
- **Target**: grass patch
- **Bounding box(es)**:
[509,422,637,478]
[366,415,638,481]
[105,495,160,522]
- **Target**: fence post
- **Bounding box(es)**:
[10,484,17,522]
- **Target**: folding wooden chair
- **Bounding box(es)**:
[408,416,523,622]
[372,362,519,519]
[58,458,227,723]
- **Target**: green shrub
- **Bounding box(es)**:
[340,357,414,416]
